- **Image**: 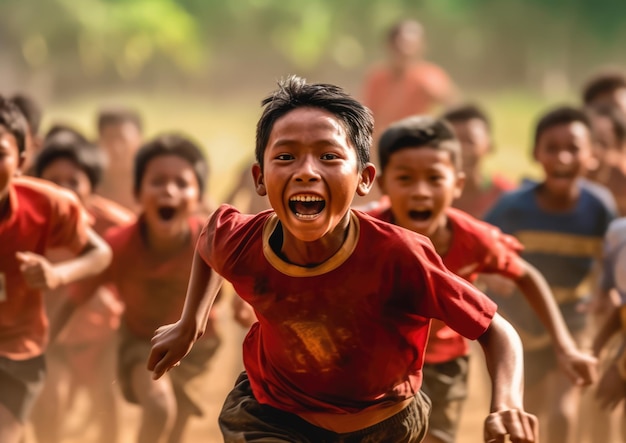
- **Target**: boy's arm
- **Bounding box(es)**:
[148,249,223,379]
[17,227,112,291]
[513,257,597,386]
[477,313,538,443]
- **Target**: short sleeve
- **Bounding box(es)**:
[47,188,90,254]
[480,228,525,279]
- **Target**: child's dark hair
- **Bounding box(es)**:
[587,103,626,146]
[0,95,28,154]
[441,103,491,131]
[134,133,207,198]
[11,93,42,135]
[378,115,461,171]
[582,72,626,106]
[97,106,143,133]
[35,127,105,190]
[255,75,372,170]
[533,106,593,149]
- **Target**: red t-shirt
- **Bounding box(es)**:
[0,177,89,360]
[198,204,496,414]
[72,215,214,340]
[368,203,524,363]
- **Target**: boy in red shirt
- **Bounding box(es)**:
[0,96,112,443]
[56,133,221,443]
[32,126,133,443]
[367,115,597,443]
[148,76,537,443]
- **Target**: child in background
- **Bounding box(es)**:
[586,104,626,215]
[582,71,626,116]
[11,93,43,173]
[484,106,616,443]
[31,126,133,443]
[54,133,221,443]
[96,106,144,211]
[367,115,596,443]
[0,96,112,443]
[148,76,537,443]
[441,103,516,219]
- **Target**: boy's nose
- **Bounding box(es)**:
[410,181,431,198]
[294,157,320,182]
[557,151,574,164]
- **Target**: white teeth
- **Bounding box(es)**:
[290,195,324,202]
[295,213,319,219]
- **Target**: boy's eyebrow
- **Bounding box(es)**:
[269,138,345,149]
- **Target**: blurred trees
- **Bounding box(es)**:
[1,0,625,97]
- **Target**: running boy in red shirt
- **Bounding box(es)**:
[32,126,133,443]
[55,133,221,443]
[0,96,112,443]
[148,76,537,443]
[367,115,597,443]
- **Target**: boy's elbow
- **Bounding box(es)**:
[85,230,113,273]
[477,313,523,351]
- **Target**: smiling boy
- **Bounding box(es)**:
[148,76,537,443]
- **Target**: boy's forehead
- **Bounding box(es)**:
[0,127,18,150]
[268,107,350,144]
[541,121,591,142]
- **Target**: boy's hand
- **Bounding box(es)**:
[16,251,62,290]
[484,409,538,443]
[596,362,626,410]
[557,349,598,386]
[147,321,197,380]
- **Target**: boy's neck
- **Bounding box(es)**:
[428,216,453,257]
[535,181,580,213]
[142,221,191,256]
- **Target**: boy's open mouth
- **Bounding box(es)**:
[289,195,326,219]
[157,206,178,221]
[408,209,432,221]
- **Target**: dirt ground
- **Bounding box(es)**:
[23,290,619,443]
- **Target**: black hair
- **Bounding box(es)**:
[582,72,626,106]
[134,133,208,198]
[378,115,461,171]
[255,75,373,170]
[441,103,491,131]
[11,93,42,135]
[533,106,593,149]
[587,103,626,145]
[97,106,143,133]
[0,95,28,155]
[34,127,105,189]
[44,123,89,143]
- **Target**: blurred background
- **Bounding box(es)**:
[3,0,626,198]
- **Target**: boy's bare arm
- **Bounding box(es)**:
[514,257,597,385]
[477,313,538,443]
[148,249,223,379]
[17,228,112,291]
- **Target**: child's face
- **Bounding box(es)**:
[450,118,491,172]
[40,158,92,203]
[590,88,626,116]
[0,127,23,204]
[534,122,593,197]
[136,154,200,238]
[378,146,464,238]
[253,107,375,244]
[99,122,142,169]
[590,115,624,169]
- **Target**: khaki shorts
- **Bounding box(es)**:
[420,356,469,443]
[0,355,46,423]
[117,326,221,416]
[219,371,432,443]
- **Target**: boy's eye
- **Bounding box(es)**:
[176,178,189,188]
[276,154,294,161]
[395,175,412,183]
[321,153,339,160]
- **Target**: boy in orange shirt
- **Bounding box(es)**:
[0,96,112,443]
[148,76,536,443]
[32,126,134,443]
[56,133,221,443]
[367,115,597,443]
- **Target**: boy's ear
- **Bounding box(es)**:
[16,151,26,173]
[453,170,466,199]
[251,163,266,196]
[356,163,377,196]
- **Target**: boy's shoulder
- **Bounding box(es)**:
[579,179,618,215]
[12,176,80,208]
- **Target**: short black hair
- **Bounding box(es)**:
[134,133,208,198]
[582,72,626,106]
[587,103,626,145]
[255,75,372,170]
[378,115,461,171]
[0,95,28,154]
[533,105,593,150]
[97,106,143,133]
[35,127,105,189]
[441,103,491,131]
[11,93,42,135]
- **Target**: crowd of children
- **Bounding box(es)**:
[3,18,626,443]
